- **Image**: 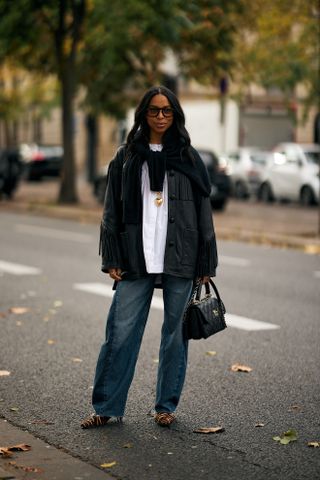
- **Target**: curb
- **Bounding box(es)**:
[1,201,320,255]
[0,418,113,480]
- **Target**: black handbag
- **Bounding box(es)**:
[183,279,227,340]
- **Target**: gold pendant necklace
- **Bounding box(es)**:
[155,192,163,206]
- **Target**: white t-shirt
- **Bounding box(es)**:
[141,144,168,273]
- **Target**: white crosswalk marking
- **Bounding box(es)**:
[73,282,163,310]
[0,260,42,275]
[73,282,280,332]
[15,224,94,243]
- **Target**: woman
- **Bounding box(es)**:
[81,86,218,428]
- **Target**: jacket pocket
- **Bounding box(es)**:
[181,228,198,266]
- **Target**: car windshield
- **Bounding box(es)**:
[304,151,320,165]
[250,152,269,165]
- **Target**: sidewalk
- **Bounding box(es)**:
[1,176,320,254]
[0,419,112,480]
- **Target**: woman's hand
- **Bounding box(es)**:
[199,276,210,283]
[108,268,123,281]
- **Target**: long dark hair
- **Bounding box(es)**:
[126,86,193,160]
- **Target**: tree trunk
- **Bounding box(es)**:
[58,61,78,204]
[86,114,98,183]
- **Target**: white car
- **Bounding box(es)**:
[258,143,320,205]
[223,147,270,199]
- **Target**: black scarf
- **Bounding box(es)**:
[122,134,211,224]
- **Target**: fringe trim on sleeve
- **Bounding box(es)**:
[196,237,218,277]
[99,222,122,268]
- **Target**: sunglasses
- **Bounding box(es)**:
[147,106,174,118]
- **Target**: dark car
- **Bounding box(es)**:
[20,143,63,180]
[0,148,23,199]
[94,148,231,210]
[197,149,231,210]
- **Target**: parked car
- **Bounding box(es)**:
[0,148,23,199]
[222,147,270,199]
[93,148,231,211]
[20,143,63,180]
[258,143,320,205]
[197,149,231,210]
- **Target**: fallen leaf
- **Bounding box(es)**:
[193,426,225,434]
[71,358,83,363]
[0,370,11,376]
[0,444,31,457]
[255,423,265,428]
[123,443,133,448]
[273,429,297,445]
[205,351,217,356]
[10,407,19,412]
[0,311,7,318]
[288,405,302,412]
[100,461,117,468]
[307,442,320,448]
[54,300,63,307]
[231,363,253,372]
[47,339,56,345]
[152,358,159,364]
[9,307,29,315]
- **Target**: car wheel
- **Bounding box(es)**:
[300,186,315,206]
[259,183,274,203]
[234,181,249,199]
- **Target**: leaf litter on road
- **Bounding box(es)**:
[100,461,117,468]
[205,351,217,356]
[307,442,320,448]
[231,363,253,372]
[193,426,225,434]
[0,371,11,377]
[273,429,297,445]
[9,307,30,315]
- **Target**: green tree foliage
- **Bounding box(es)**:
[80,0,187,118]
[233,0,320,112]
[0,0,86,203]
[175,0,245,87]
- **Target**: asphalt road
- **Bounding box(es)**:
[0,212,319,480]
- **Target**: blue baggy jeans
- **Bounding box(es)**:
[92,274,193,417]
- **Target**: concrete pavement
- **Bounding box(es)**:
[1,176,320,254]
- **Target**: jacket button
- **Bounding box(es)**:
[170,217,175,223]
[169,194,176,200]
[169,240,174,246]
[169,170,174,177]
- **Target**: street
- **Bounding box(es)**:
[0,211,320,479]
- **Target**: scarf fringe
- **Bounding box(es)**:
[196,237,217,277]
[99,222,122,267]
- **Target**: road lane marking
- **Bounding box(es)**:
[73,282,163,310]
[219,256,251,267]
[73,282,279,332]
[225,314,279,331]
[0,260,42,275]
[15,224,94,243]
